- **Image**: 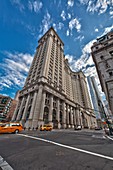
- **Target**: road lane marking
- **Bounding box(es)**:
[0,156,14,170]
[18,134,113,161]
[106,135,113,141]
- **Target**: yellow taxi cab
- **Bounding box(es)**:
[0,122,23,134]
[40,124,52,131]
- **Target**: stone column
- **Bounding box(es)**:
[12,100,20,121]
[21,94,30,126]
[38,91,46,126]
[75,108,80,126]
[73,108,76,127]
[66,104,69,128]
[70,107,74,128]
[16,97,25,121]
[56,98,60,129]
[90,112,93,129]
[32,85,43,129]
[48,95,53,126]
[27,91,37,128]
[62,101,66,129]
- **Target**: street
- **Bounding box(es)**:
[0,129,113,170]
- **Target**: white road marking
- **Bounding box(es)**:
[0,156,13,170]
[18,134,113,161]
[106,135,113,141]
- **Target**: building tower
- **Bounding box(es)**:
[91,31,113,115]
[87,76,110,126]
[12,27,96,129]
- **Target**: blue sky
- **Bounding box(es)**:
[0,0,113,99]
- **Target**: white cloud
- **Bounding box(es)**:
[69,18,81,33]
[10,0,25,12]
[39,12,51,38]
[61,10,66,21]
[67,13,71,19]
[53,23,57,31]
[79,0,88,4]
[58,22,64,30]
[95,28,99,32]
[28,1,43,13]
[110,11,113,15]
[0,52,33,90]
[66,30,70,36]
[53,22,64,31]
[79,0,112,15]
[101,25,113,36]
[65,40,95,73]
[67,0,74,7]
[74,35,84,42]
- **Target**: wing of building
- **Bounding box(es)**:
[12,27,96,129]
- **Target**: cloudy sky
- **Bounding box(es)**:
[0,0,113,99]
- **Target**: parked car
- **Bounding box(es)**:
[95,127,102,130]
[40,124,52,131]
[74,125,82,130]
[0,122,23,134]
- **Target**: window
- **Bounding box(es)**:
[109,51,113,56]
[100,55,104,60]
[109,72,113,76]
[105,62,110,68]
[104,42,108,46]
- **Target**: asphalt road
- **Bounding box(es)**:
[0,129,113,170]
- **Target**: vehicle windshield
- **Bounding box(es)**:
[43,125,47,127]
[0,124,6,127]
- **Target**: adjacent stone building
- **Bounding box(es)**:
[12,27,96,129]
[91,31,113,115]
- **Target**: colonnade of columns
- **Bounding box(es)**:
[12,85,95,129]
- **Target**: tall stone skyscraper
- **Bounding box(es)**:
[87,76,110,126]
[91,31,113,115]
[12,27,96,129]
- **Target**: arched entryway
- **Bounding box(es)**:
[43,107,49,124]
[52,109,58,128]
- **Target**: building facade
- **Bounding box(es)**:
[0,94,17,122]
[12,27,96,129]
[6,100,17,122]
[91,31,113,115]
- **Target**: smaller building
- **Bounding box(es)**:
[0,94,17,122]
[6,100,17,122]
